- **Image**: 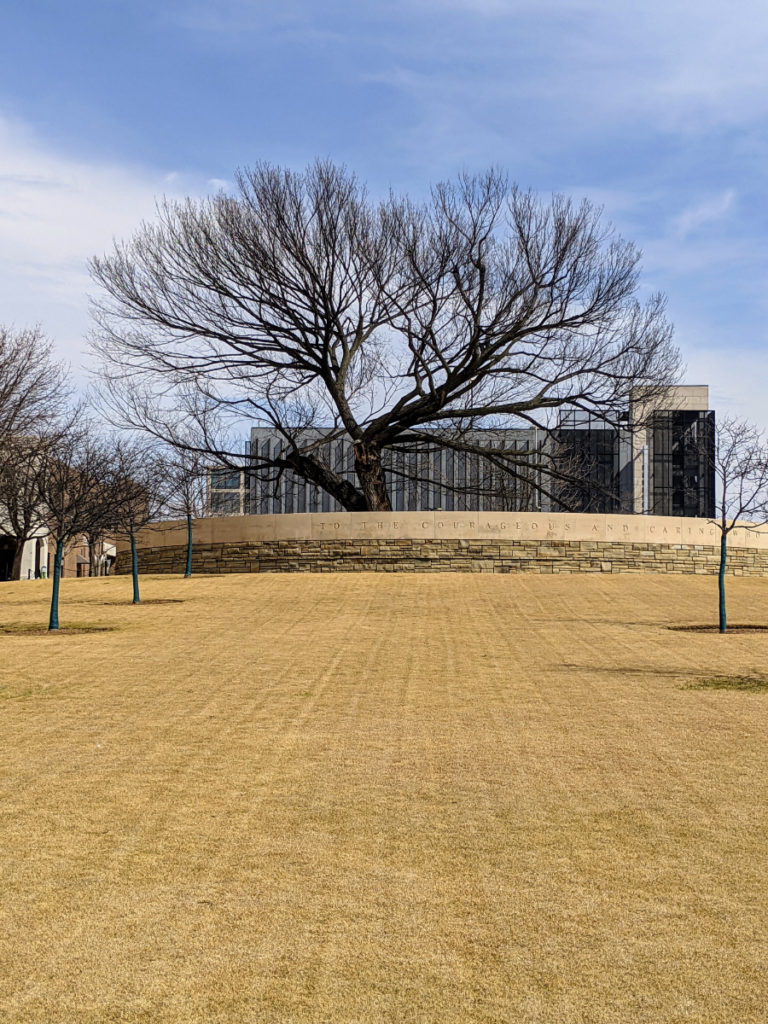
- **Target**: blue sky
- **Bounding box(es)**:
[1,0,767,425]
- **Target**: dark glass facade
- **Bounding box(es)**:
[554,407,715,518]
[552,413,633,514]
[649,410,715,518]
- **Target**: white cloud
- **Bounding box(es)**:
[670,191,736,241]
[366,0,768,154]
[0,116,214,376]
[681,343,768,431]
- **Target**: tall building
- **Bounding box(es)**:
[208,386,716,519]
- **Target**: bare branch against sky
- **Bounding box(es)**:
[0,1,765,425]
[90,162,679,512]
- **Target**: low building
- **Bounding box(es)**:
[208,386,716,519]
[0,532,117,581]
[0,533,50,580]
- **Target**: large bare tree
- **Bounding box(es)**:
[90,163,680,512]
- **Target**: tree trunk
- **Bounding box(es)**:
[353,442,392,511]
[130,531,140,605]
[89,536,98,577]
[48,539,63,631]
[718,532,727,634]
[283,451,367,511]
[185,513,193,577]
[10,538,25,581]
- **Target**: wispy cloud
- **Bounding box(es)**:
[1,0,767,427]
[670,191,737,241]
[369,0,768,151]
[0,116,215,371]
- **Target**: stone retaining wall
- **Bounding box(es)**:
[114,538,768,577]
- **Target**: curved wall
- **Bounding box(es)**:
[114,512,768,577]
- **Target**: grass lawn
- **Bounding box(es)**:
[1,571,767,1023]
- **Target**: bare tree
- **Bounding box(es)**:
[0,432,59,579]
[706,418,768,634]
[0,327,71,579]
[84,525,107,577]
[107,440,168,604]
[32,423,114,631]
[159,445,208,577]
[90,162,680,512]
[0,325,69,443]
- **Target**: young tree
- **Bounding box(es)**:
[160,447,208,577]
[90,162,680,512]
[108,441,168,604]
[32,423,114,631]
[0,328,71,579]
[84,527,107,577]
[708,418,768,633]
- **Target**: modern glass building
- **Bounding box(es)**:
[552,413,633,514]
[208,387,716,519]
[647,409,715,517]
[553,387,715,517]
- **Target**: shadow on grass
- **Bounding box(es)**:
[559,662,768,693]
[557,663,705,677]
[0,624,117,636]
[668,624,768,633]
[684,674,768,693]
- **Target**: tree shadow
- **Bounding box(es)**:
[668,624,768,633]
[0,624,117,635]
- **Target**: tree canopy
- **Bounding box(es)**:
[91,162,680,511]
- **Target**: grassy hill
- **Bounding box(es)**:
[2,573,767,1023]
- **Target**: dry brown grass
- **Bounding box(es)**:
[2,571,768,1023]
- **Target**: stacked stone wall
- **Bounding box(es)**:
[113,538,768,577]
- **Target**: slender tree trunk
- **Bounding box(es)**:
[10,539,25,581]
[185,513,193,577]
[48,539,64,631]
[130,531,140,605]
[89,535,100,577]
[718,532,727,634]
[353,442,392,511]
